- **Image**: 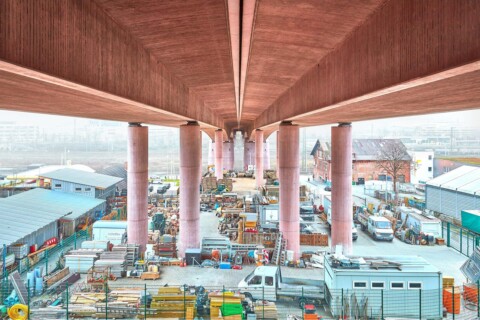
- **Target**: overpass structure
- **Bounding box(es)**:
[1,0,479,257]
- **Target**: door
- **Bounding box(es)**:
[246,275,264,300]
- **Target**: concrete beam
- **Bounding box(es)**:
[254,0,480,128]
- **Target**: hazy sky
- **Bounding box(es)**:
[0,108,479,132]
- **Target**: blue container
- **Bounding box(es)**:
[219,262,231,269]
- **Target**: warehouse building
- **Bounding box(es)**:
[425,166,480,221]
[0,188,105,250]
[40,168,123,199]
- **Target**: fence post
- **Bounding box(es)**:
[447,222,451,247]
[442,221,444,238]
[144,284,147,319]
[262,285,265,320]
[45,249,49,275]
[27,282,30,320]
[341,288,344,320]
[452,286,455,320]
[460,229,463,253]
[184,285,187,319]
[74,232,77,250]
[467,232,470,256]
[419,289,422,320]
[105,282,108,320]
[381,289,384,320]
[66,282,69,320]
[302,287,304,320]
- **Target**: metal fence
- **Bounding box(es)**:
[442,221,480,257]
[3,281,480,319]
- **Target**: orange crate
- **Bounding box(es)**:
[464,283,478,304]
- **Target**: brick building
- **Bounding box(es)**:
[311,139,411,184]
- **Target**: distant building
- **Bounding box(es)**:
[410,151,434,184]
[426,166,480,221]
[40,168,123,199]
[434,157,480,178]
[311,139,411,184]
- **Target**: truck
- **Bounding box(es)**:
[357,210,393,241]
[325,210,358,241]
[238,266,324,305]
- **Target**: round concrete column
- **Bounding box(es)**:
[278,122,300,258]
[127,123,148,253]
[264,140,271,170]
[208,139,215,166]
[179,122,202,257]
[255,130,264,188]
[331,123,353,255]
[244,141,255,170]
[276,131,280,180]
[214,130,223,180]
[223,141,234,171]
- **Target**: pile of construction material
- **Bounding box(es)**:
[254,301,278,319]
[202,176,218,191]
[95,251,127,278]
[151,287,196,319]
[65,249,103,273]
[265,170,278,185]
[209,291,244,318]
[300,234,329,246]
[81,240,110,250]
[112,244,139,267]
[154,237,177,258]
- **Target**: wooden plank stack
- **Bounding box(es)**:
[254,301,278,319]
[150,287,196,319]
[209,292,244,318]
[300,234,329,246]
[44,267,70,287]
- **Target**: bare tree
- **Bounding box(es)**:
[376,140,411,198]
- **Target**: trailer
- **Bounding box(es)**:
[324,254,443,319]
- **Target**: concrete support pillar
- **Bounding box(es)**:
[276,131,280,179]
[264,140,270,170]
[223,141,234,171]
[207,139,215,166]
[127,123,148,253]
[255,130,264,188]
[278,122,300,258]
[179,122,202,257]
[244,141,255,170]
[331,123,353,255]
[214,130,223,180]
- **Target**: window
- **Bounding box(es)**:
[428,167,432,172]
[75,187,82,192]
[265,276,274,286]
[54,184,62,188]
[390,281,405,289]
[428,155,432,160]
[408,282,422,289]
[371,281,385,289]
[353,281,368,289]
[248,276,262,285]
[85,187,91,192]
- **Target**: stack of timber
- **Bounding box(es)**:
[30,307,67,319]
[151,287,196,319]
[209,292,244,318]
[44,267,70,287]
[95,251,127,277]
[202,177,218,191]
[254,301,278,319]
[112,244,139,266]
[299,234,329,246]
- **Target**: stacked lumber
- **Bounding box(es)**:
[150,287,196,318]
[254,301,278,319]
[112,244,139,266]
[95,251,127,277]
[44,267,70,286]
[300,234,328,246]
[209,292,244,318]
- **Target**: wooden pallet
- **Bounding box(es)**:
[140,272,160,280]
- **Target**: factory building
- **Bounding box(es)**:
[426,166,480,221]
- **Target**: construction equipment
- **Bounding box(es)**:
[271,233,286,265]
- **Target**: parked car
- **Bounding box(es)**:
[324,186,332,191]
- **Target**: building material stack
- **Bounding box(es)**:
[218,178,233,191]
[151,287,196,319]
[154,236,177,258]
[209,292,244,319]
[112,244,139,267]
[65,249,103,273]
[95,251,127,278]
[254,301,278,319]
[202,176,218,191]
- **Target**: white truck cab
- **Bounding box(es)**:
[367,216,394,241]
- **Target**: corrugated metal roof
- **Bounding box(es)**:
[0,188,105,246]
[426,166,480,195]
[40,168,123,189]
